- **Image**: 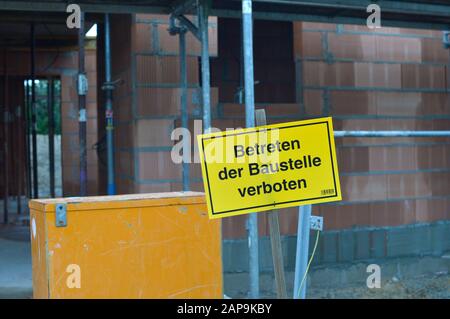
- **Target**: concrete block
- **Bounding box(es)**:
[337,230,355,262]
[321,232,338,263]
[370,229,387,259]
[354,230,371,260]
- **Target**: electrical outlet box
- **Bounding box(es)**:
[443,31,450,49]
[310,215,324,231]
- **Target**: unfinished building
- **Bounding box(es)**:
[0,0,449,298]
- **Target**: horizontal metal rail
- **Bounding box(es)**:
[334,131,450,137]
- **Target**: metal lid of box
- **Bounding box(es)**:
[29,191,206,213]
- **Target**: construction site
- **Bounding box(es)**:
[0,0,449,300]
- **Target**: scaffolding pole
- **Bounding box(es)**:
[3,49,9,224]
[47,77,55,198]
[104,13,116,195]
[293,204,311,299]
[78,11,88,196]
[24,78,31,205]
[30,22,38,199]
[179,28,190,191]
[198,0,211,133]
[242,0,259,298]
[16,80,22,215]
[334,131,450,137]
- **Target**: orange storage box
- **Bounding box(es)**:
[29,192,222,298]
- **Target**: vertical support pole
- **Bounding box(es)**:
[78,11,87,196]
[293,204,312,299]
[198,0,211,133]
[24,79,32,202]
[179,28,190,191]
[3,49,9,224]
[30,22,38,199]
[242,0,259,298]
[104,13,116,195]
[47,77,55,198]
[17,84,23,214]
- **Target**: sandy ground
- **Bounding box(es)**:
[33,134,63,198]
[308,275,450,299]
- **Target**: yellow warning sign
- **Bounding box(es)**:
[197,117,342,219]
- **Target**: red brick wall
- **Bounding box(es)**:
[210,22,450,239]
[104,17,449,239]
[105,14,218,195]
[296,23,450,233]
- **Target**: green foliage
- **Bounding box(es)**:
[25,79,62,135]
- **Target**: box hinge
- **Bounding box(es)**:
[55,203,67,227]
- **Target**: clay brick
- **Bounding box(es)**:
[341,175,387,202]
[136,55,198,84]
[135,119,175,147]
[220,103,300,118]
[376,92,422,116]
[137,87,197,117]
[293,22,302,59]
[116,177,134,195]
[414,199,430,222]
[133,23,153,52]
[136,183,172,193]
[421,93,450,116]
[303,61,355,87]
[369,201,414,227]
[298,31,322,58]
[328,34,376,60]
[337,147,370,172]
[421,38,449,63]
[115,150,133,177]
[330,91,376,115]
[401,64,446,89]
[277,207,299,235]
[221,215,247,239]
[369,146,419,171]
[137,151,181,180]
[376,36,421,62]
[301,22,336,31]
[387,173,431,199]
[115,122,134,149]
[189,182,205,193]
[431,172,450,196]
[354,63,402,88]
[137,87,218,117]
[304,90,323,116]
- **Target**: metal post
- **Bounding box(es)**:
[78,11,88,196]
[334,130,450,137]
[104,14,116,195]
[16,83,23,214]
[293,204,312,299]
[198,0,211,132]
[30,22,38,199]
[242,0,259,298]
[48,77,55,198]
[179,28,190,191]
[3,49,9,224]
[24,79,32,202]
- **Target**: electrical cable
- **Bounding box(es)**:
[296,229,321,298]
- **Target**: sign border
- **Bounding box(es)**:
[198,117,341,218]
